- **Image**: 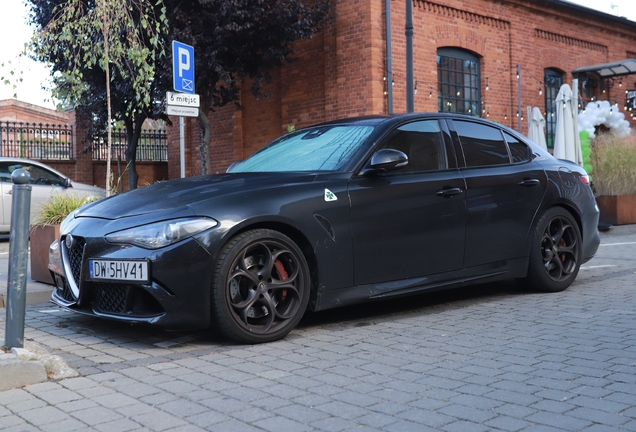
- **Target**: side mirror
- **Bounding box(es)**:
[63,178,72,188]
[360,149,408,176]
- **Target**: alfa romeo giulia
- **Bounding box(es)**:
[49,113,601,343]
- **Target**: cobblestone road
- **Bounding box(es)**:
[1,225,636,431]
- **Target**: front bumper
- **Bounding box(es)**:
[49,217,217,330]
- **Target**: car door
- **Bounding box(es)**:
[348,119,466,286]
[450,120,547,268]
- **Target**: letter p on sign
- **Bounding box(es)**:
[178,47,190,77]
[172,41,195,94]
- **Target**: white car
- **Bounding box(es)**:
[0,157,105,233]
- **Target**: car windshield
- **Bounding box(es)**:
[230,125,374,172]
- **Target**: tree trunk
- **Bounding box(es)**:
[124,115,146,190]
[197,106,211,175]
[102,0,113,196]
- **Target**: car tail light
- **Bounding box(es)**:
[579,174,590,185]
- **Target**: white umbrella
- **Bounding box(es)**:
[527,106,547,151]
[553,84,583,166]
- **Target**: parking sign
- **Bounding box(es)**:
[172,41,195,94]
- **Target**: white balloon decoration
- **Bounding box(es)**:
[577,100,631,138]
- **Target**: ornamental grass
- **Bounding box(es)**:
[590,132,636,196]
[32,193,99,226]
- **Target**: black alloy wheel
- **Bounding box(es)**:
[520,207,582,293]
[211,229,310,343]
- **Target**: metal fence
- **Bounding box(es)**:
[92,129,168,162]
[0,122,169,162]
[0,121,73,160]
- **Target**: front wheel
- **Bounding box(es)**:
[211,229,310,343]
[520,207,582,293]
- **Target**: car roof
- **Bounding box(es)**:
[305,112,510,129]
[0,157,69,179]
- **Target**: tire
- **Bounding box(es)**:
[519,207,582,293]
[211,229,310,343]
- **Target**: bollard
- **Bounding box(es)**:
[4,169,32,349]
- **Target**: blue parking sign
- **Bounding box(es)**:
[172,41,195,94]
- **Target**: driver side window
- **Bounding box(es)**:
[382,120,448,173]
[1,162,64,186]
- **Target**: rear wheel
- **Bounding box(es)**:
[211,229,310,343]
[520,207,581,292]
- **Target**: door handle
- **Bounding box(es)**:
[518,178,540,187]
[436,187,463,197]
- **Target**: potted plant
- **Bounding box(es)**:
[590,132,636,225]
[30,193,99,284]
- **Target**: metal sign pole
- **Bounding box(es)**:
[180,116,185,178]
[4,169,32,349]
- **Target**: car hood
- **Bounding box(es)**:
[70,181,106,196]
[76,173,319,219]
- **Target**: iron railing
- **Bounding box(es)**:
[0,122,169,162]
[92,129,168,162]
[0,121,73,160]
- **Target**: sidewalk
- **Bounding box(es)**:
[0,225,636,402]
[0,259,55,309]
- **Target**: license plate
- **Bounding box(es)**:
[89,259,149,282]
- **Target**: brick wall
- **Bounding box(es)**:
[166,0,636,175]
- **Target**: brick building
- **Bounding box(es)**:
[168,0,636,177]
[0,99,70,124]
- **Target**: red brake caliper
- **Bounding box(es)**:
[274,260,289,301]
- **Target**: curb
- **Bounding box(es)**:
[0,339,79,391]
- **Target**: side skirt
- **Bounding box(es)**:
[313,257,529,312]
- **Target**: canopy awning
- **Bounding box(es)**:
[572,59,636,78]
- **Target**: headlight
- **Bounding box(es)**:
[105,217,218,249]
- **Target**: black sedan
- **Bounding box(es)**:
[49,113,601,343]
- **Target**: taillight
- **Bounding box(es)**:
[579,174,590,185]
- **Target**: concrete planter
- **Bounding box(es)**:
[29,224,59,285]
[596,195,636,226]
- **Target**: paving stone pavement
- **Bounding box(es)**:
[1,225,636,431]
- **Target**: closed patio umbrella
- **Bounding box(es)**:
[527,107,547,151]
[553,84,583,166]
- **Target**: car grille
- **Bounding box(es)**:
[94,283,128,314]
[66,237,86,288]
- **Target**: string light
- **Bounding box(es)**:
[414,80,418,95]
[486,78,489,91]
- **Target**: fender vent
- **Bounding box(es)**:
[314,214,335,241]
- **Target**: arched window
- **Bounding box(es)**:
[544,68,563,149]
[437,48,481,116]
